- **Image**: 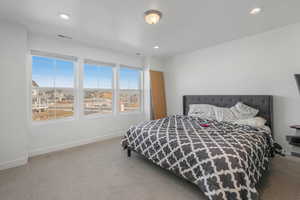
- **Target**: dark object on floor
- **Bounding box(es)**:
[291,152,300,157]
[286,125,300,157]
[289,137,300,147]
[290,125,300,129]
[127,147,131,157]
[295,74,300,94]
[286,135,300,147]
[273,143,285,156]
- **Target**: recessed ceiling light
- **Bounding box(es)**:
[250,7,262,15]
[59,13,70,20]
[144,10,162,25]
[153,46,159,49]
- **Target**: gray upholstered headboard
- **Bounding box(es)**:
[183,95,273,132]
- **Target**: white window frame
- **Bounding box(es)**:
[29,51,79,125]
[82,60,116,119]
[27,50,145,126]
[118,65,143,114]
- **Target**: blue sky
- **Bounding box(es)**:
[119,67,140,89]
[32,56,74,88]
[84,64,112,89]
[32,56,140,89]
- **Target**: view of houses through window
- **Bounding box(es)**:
[32,56,74,121]
[119,67,141,112]
[31,54,142,122]
[83,63,113,115]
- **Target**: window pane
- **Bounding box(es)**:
[83,64,98,88]
[55,60,74,88]
[32,56,55,87]
[119,67,140,89]
[32,88,56,121]
[119,91,140,112]
[32,55,75,121]
[84,64,113,89]
[84,90,113,115]
[55,88,74,119]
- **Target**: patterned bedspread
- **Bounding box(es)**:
[121,115,273,200]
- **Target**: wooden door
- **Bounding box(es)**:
[150,70,167,119]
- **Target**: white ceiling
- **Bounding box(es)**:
[1,0,300,57]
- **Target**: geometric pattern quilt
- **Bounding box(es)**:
[121,115,273,200]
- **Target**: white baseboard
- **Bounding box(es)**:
[0,130,125,171]
[0,156,28,171]
[29,130,125,157]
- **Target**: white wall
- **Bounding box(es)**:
[28,34,147,156]
[0,21,161,169]
[0,21,28,169]
[144,56,165,72]
[164,23,300,153]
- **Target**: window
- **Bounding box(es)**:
[119,67,141,112]
[30,50,144,123]
[83,62,114,115]
[31,56,75,121]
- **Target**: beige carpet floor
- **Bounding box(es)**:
[0,137,300,200]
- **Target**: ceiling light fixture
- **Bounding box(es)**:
[153,46,159,49]
[144,10,162,25]
[59,13,70,20]
[250,7,262,15]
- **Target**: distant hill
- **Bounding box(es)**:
[100,92,112,99]
[86,91,112,99]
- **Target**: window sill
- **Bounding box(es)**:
[31,117,75,126]
[83,113,114,120]
[119,111,144,116]
[30,111,145,126]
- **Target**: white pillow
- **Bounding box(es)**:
[188,104,216,120]
[214,106,238,122]
[230,102,259,120]
[234,117,267,128]
[188,102,260,123]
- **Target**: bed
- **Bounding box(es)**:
[122,95,273,200]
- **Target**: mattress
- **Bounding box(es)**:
[121,115,273,200]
